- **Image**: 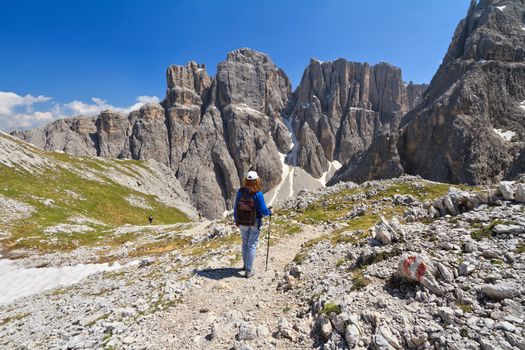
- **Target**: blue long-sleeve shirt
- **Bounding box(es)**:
[233,189,271,228]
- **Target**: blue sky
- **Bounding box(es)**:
[0,0,471,131]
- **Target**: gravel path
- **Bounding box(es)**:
[149,224,324,349]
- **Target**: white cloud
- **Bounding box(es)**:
[0,92,161,131]
[0,92,51,116]
[62,97,115,116]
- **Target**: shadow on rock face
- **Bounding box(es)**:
[193,267,244,280]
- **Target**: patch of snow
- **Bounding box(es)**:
[267,153,293,207]
[477,59,487,64]
[53,150,65,154]
[349,107,375,113]
[318,160,343,186]
[231,103,263,115]
[493,128,516,141]
[283,117,299,165]
[266,117,344,206]
[496,5,506,11]
[0,259,126,305]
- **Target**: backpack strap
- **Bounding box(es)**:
[241,187,252,198]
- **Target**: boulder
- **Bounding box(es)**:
[276,317,294,341]
[515,183,525,203]
[373,216,404,245]
[238,322,258,341]
[481,283,520,300]
[438,307,455,325]
[396,254,443,295]
[499,183,515,201]
[319,317,333,341]
[437,262,454,282]
[493,224,525,235]
[345,323,360,348]
[375,226,392,246]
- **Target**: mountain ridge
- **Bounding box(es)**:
[11,0,525,217]
[12,50,427,218]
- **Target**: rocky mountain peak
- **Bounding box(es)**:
[285,58,419,178]
[217,48,291,118]
[444,0,525,64]
[226,47,272,64]
[165,60,212,115]
[398,0,525,185]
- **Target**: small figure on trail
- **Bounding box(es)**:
[198,210,202,222]
[233,171,272,278]
[148,215,153,225]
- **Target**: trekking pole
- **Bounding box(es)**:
[265,213,272,272]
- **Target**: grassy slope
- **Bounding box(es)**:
[0,133,189,253]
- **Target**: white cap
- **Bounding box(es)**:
[246,171,259,180]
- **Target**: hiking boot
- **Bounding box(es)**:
[245,270,255,278]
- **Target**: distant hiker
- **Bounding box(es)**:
[148,215,153,225]
[198,210,202,222]
[234,171,271,278]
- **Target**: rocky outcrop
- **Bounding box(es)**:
[406,82,428,110]
[284,59,419,178]
[216,49,291,191]
[12,116,98,156]
[164,49,291,217]
[128,104,170,164]
[96,111,130,158]
[399,0,525,185]
[165,60,213,175]
[280,177,525,350]
[328,128,404,184]
[162,61,234,217]
[13,0,525,214]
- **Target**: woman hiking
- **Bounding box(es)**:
[233,171,271,278]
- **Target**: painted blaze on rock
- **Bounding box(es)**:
[397,254,443,295]
[402,256,427,282]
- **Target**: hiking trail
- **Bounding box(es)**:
[149,224,323,349]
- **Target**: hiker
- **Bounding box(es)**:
[233,171,271,278]
[148,215,153,225]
